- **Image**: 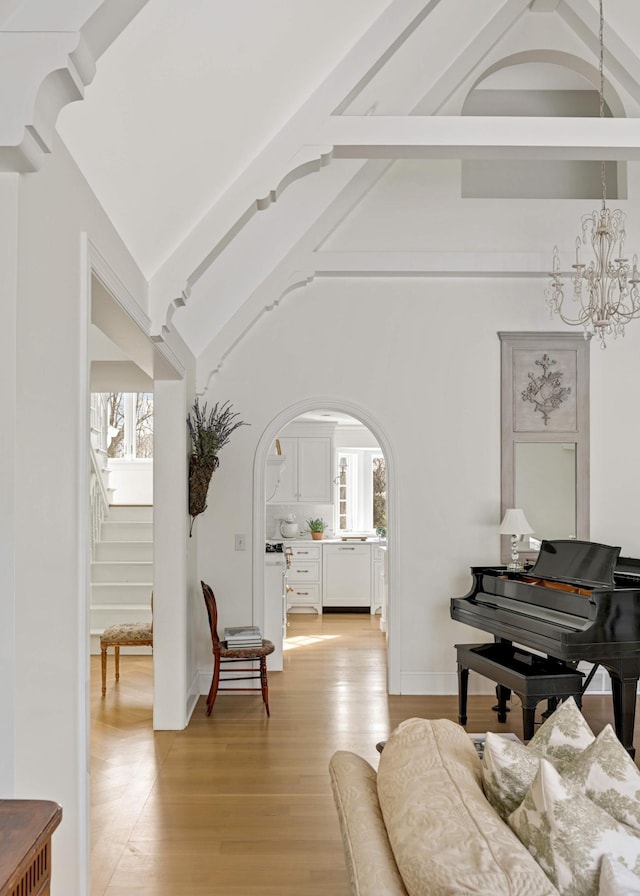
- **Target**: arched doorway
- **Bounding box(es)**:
[252,397,400,693]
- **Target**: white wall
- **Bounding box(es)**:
[153,379,190,729]
[335,426,381,450]
[0,174,19,793]
[196,274,640,695]
[8,136,195,895]
[193,153,640,697]
[108,458,153,504]
[194,274,559,691]
[590,335,640,556]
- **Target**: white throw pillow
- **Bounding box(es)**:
[563,725,640,832]
[599,855,640,896]
[508,759,640,896]
[527,696,595,768]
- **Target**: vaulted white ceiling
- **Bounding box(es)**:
[5,0,640,363]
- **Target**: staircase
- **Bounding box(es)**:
[90,505,154,655]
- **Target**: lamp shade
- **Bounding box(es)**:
[500,508,534,536]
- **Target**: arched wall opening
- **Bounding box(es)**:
[252,396,400,693]
[461,51,626,200]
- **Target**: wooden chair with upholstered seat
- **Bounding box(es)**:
[201,581,275,716]
[100,595,153,696]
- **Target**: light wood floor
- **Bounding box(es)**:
[91,613,639,895]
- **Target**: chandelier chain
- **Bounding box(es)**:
[599,0,606,205]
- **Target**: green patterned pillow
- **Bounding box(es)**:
[563,725,640,832]
[598,854,640,896]
[482,696,595,819]
[528,696,595,768]
[508,759,640,896]
[482,732,540,819]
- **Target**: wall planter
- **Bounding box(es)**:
[187,399,248,536]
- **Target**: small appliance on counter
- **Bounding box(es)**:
[279,513,298,539]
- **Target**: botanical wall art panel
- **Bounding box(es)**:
[513,349,577,432]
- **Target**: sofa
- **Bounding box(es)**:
[329,703,640,896]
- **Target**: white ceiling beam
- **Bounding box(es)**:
[148,0,445,334]
[196,246,553,393]
[325,114,640,160]
[0,0,151,172]
[416,0,531,114]
[530,0,561,11]
[332,0,443,114]
[81,0,150,60]
[311,250,551,275]
[558,0,640,104]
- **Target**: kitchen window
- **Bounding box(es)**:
[336,450,386,533]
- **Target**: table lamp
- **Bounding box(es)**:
[500,508,534,571]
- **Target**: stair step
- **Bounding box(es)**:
[91,604,153,624]
[91,561,153,583]
[91,582,153,604]
[100,521,153,542]
[107,505,153,522]
[94,541,153,561]
[91,502,154,638]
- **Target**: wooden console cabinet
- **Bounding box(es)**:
[0,800,62,896]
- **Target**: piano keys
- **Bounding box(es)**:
[451,539,640,756]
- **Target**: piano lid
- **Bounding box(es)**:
[529,539,621,588]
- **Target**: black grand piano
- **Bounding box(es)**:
[451,539,640,755]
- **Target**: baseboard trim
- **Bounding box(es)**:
[399,666,624,697]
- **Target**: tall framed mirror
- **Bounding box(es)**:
[499,332,590,565]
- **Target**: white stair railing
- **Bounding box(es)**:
[89,393,112,558]
[90,449,110,559]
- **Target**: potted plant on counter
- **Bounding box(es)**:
[306,518,327,540]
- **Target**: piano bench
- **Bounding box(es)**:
[456,642,585,741]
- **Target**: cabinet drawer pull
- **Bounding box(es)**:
[296,591,310,596]
[339,546,356,551]
[297,551,309,555]
[295,568,309,573]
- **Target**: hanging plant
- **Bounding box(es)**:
[187,399,248,536]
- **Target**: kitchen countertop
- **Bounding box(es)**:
[276,537,386,545]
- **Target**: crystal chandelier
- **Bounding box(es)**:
[545,0,640,349]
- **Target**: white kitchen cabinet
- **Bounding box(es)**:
[372,545,385,616]
[286,543,322,614]
[264,559,286,670]
[322,543,371,609]
[269,436,332,503]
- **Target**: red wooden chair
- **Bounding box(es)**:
[201,581,275,716]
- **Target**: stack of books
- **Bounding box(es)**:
[224,625,263,648]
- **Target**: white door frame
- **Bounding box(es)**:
[86,237,187,730]
[251,396,400,694]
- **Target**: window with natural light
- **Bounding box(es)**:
[336,450,386,533]
[101,392,154,459]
